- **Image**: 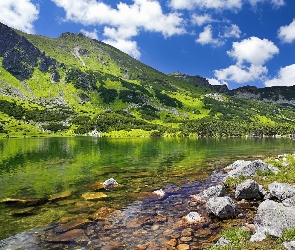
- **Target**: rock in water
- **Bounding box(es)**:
[206,197,236,219]
[185,212,203,223]
[153,189,165,197]
[251,200,295,241]
[103,178,118,190]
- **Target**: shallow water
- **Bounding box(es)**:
[0,137,294,245]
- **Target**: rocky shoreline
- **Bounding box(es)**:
[1,155,295,249]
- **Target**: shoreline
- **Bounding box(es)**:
[1,153,295,249]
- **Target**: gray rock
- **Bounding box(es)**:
[235,179,260,200]
[216,237,231,246]
[268,182,295,201]
[250,200,295,242]
[258,185,267,198]
[282,198,295,207]
[192,184,226,202]
[283,241,295,250]
[206,196,236,219]
[226,160,279,179]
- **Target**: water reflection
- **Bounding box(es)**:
[0,137,294,240]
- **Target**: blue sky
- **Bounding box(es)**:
[0,0,295,89]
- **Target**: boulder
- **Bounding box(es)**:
[283,241,295,250]
[235,179,260,200]
[226,160,279,179]
[191,184,226,202]
[268,182,295,201]
[206,196,236,219]
[250,200,295,241]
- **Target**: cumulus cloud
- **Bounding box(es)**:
[207,78,228,86]
[51,0,185,58]
[214,36,279,84]
[169,0,242,11]
[191,14,213,26]
[264,64,295,87]
[196,25,224,46]
[249,0,285,8]
[278,19,295,43]
[223,24,241,38]
[80,29,99,40]
[0,0,39,34]
[103,38,141,59]
[215,64,268,83]
[227,37,279,65]
[102,26,141,59]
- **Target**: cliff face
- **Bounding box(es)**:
[229,85,295,107]
[0,22,59,81]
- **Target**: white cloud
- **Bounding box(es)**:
[214,36,278,84]
[214,64,268,83]
[207,78,228,86]
[52,0,185,59]
[170,0,242,11]
[223,24,241,38]
[103,39,141,60]
[227,37,279,65]
[264,64,295,87]
[80,29,99,40]
[52,0,185,37]
[271,0,285,7]
[0,0,39,34]
[102,26,141,59]
[191,14,213,26]
[278,19,295,43]
[196,25,224,46]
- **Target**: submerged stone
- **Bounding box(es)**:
[1,197,46,207]
[47,229,89,243]
[82,192,108,200]
[55,218,91,233]
[49,190,73,201]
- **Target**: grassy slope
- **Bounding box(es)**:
[1,29,295,137]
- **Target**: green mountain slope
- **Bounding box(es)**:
[1,22,295,137]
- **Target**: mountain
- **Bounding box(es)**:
[1,22,295,137]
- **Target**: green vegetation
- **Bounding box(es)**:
[1,25,295,137]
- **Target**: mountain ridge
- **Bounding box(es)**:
[1,21,295,137]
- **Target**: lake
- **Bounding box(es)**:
[0,137,294,247]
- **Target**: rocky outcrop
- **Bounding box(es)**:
[0,22,59,81]
[251,200,295,241]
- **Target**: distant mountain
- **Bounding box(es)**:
[1,21,295,137]
[228,85,295,107]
